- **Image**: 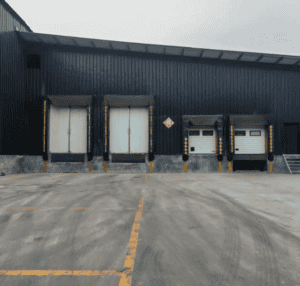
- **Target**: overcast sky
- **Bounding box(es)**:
[7,0,300,56]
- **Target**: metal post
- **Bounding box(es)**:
[269,125,273,153]
[270,125,273,173]
[218,137,222,173]
[43,162,47,173]
[270,162,273,173]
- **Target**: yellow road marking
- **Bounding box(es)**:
[0,196,145,286]
[119,197,144,286]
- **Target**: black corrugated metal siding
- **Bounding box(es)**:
[24,68,44,155]
[0,31,27,154]
[18,42,300,156]
[0,2,32,32]
[0,32,25,95]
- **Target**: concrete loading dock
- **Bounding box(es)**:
[228,115,273,173]
[43,95,93,166]
[182,115,224,173]
[1,14,300,174]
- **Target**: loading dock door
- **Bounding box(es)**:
[109,108,149,154]
[49,105,87,153]
[234,128,265,154]
[189,129,216,154]
[129,108,149,153]
[69,108,87,153]
[49,105,69,153]
[109,108,130,153]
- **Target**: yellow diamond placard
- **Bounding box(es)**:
[163,117,174,129]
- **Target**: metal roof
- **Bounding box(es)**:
[1,0,33,32]
[17,31,300,67]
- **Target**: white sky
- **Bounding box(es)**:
[7,0,300,56]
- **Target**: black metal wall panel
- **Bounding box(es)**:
[24,68,44,155]
[0,94,26,154]
[16,41,300,156]
[0,2,32,32]
[0,31,27,154]
[0,32,25,96]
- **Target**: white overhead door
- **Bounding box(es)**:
[109,107,149,154]
[234,128,265,154]
[49,105,69,153]
[189,129,216,154]
[69,108,87,153]
[129,108,149,153]
[109,108,130,153]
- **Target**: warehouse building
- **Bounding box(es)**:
[1,0,300,174]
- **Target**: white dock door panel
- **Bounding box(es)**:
[129,108,149,153]
[235,128,265,154]
[49,105,69,153]
[69,108,87,153]
[189,129,216,154]
[109,108,130,153]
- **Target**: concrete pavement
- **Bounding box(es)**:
[0,172,299,285]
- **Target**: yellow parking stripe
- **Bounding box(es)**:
[0,182,145,286]
[119,197,144,285]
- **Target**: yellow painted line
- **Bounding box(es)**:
[0,270,126,276]
[119,197,144,286]
[1,198,145,286]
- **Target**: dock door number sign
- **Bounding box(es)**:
[163,117,174,129]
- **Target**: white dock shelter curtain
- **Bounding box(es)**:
[109,108,130,153]
[49,105,69,153]
[69,108,87,153]
[109,107,149,154]
[129,108,149,153]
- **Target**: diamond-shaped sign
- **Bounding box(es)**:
[163,117,174,129]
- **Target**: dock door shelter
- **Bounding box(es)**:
[229,115,270,171]
[109,108,149,154]
[47,95,93,162]
[104,95,154,163]
[229,115,269,160]
[182,115,224,155]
